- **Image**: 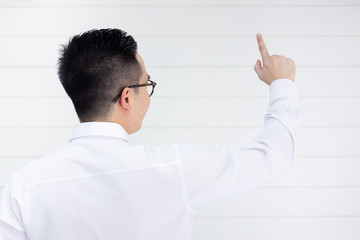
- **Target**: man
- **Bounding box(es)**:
[0,29,299,240]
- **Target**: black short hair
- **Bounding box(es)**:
[58,28,142,122]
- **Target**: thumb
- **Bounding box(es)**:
[254,59,262,79]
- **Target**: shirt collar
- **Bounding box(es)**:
[70,122,129,143]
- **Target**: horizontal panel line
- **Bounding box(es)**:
[138,125,360,129]
[1,65,360,68]
[139,125,360,129]
[295,155,360,158]
[1,96,360,98]
[0,125,360,129]
[1,65,360,69]
[153,95,360,98]
[194,215,360,219]
[1,184,359,190]
[261,185,360,189]
[1,156,359,159]
[2,34,360,38]
[2,95,360,99]
[160,95,360,98]
[0,5,360,8]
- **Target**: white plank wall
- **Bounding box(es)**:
[1,1,360,239]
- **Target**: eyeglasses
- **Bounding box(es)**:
[112,77,157,103]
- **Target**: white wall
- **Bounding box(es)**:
[1,0,360,239]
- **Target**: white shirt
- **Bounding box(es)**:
[0,79,299,240]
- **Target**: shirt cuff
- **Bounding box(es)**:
[269,79,298,104]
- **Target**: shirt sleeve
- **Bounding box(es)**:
[175,79,300,211]
[0,180,28,240]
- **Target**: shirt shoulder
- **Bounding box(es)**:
[9,142,182,193]
[8,145,71,192]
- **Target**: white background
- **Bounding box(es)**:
[1,0,360,239]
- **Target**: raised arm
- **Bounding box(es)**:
[171,33,300,211]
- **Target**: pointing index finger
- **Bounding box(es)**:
[257,33,270,60]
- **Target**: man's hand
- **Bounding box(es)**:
[254,33,296,85]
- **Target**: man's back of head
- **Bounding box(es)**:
[57,28,142,123]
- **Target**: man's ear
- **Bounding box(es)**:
[119,87,131,111]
